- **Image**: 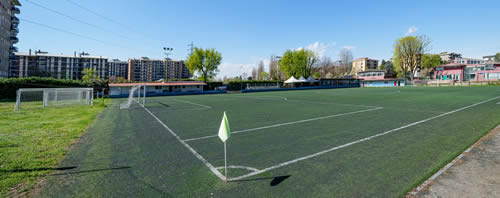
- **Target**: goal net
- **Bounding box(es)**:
[120,84,146,109]
[15,88,94,111]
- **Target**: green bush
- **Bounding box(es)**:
[204,81,224,91]
[0,77,108,99]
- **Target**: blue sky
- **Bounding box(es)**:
[16,0,500,78]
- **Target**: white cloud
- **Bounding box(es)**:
[217,62,256,78]
[343,46,355,50]
[297,42,336,57]
[405,26,418,35]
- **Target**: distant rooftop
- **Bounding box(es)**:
[15,52,108,59]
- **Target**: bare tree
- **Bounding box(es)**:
[269,55,278,80]
[257,61,264,80]
[251,68,257,80]
[339,48,353,76]
[318,57,334,78]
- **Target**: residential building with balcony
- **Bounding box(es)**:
[439,52,462,63]
[108,59,128,80]
[352,57,378,77]
[128,58,191,82]
[0,0,20,77]
[9,50,108,80]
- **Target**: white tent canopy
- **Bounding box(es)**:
[307,76,319,82]
[284,76,301,83]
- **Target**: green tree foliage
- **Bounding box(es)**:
[313,72,321,79]
[82,68,99,82]
[421,54,442,69]
[185,48,222,83]
[393,35,430,81]
[279,49,319,78]
[259,72,269,80]
[495,52,500,62]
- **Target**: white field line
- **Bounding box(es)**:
[215,95,379,109]
[229,95,500,181]
[142,107,226,181]
[215,165,260,172]
[183,107,383,142]
[171,98,212,109]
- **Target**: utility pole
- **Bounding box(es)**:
[187,41,194,57]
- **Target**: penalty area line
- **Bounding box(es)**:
[229,95,500,181]
[183,107,383,142]
[171,98,212,109]
[142,107,226,181]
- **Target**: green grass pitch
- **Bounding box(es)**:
[37,86,499,197]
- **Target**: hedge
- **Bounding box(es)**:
[0,77,108,99]
[204,82,224,91]
[227,80,284,91]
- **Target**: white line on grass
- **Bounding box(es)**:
[142,107,226,181]
[171,98,212,109]
[183,107,383,142]
[215,165,260,172]
[229,95,500,181]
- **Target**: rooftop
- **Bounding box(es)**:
[15,52,108,59]
[109,82,206,87]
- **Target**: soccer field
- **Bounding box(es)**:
[38,86,500,197]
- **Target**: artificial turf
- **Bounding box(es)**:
[0,99,109,197]
[35,86,499,197]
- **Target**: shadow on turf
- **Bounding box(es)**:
[0,166,131,176]
[231,175,291,186]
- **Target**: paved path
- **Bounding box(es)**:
[416,126,500,198]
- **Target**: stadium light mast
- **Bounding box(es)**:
[163,46,173,82]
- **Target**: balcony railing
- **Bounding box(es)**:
[11,27,19,34]
[10,36,18,43]
[11,16,19,24]
[11,7,20,14]
[10,46,18,53]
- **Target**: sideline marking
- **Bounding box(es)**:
[229,95,500,181]
[171,98,212,109]
[183,107,383,142]
[142,107,226,181]
[215,165,260,172]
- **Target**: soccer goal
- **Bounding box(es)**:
[120,84,146,109]
[14,88,94,111]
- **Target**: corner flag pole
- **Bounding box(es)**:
[218,111,231,183]
[224,141,227,182]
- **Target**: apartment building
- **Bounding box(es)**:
[0,0,20,77]
[10,50,108,80]
[452,58,485,65]
[128,57,190,82]
[108,59,128,80]
[439,52,462,63]
[352,57,378,77]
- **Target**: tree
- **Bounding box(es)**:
[495,53,500,62]
[378,60,386,70]
[82,68,99,82]
[251,68,257,80]
[279,49,319,78]
[259,72,269,80]
[313,72,321,79]
[318,57,333,78]
[393,35,430,81]
[257,61,264,80]
[269,55,279,80]
[185,48,222,83]
[421,54,441,69]
[339,48,353,75]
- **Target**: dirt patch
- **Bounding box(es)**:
[408,125,500,198]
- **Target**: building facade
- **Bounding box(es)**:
[0,0,20,77]
[128,58,190,82]
[439,52,462,63]
[352,58,378,77]
[10,51,108,80]
[452,58,485,65]
[108,59,128,80]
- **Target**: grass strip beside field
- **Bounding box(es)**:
[0,99,109,197]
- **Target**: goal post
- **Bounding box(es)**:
[120,84,146,109]
[14,88,94,111]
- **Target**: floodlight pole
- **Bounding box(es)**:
[224,141,228,182]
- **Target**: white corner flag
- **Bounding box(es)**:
[218,112,230,182]
[218,112,230,142]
